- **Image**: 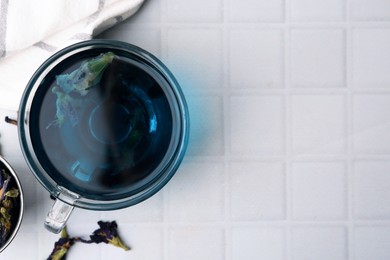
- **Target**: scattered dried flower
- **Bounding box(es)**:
[88,221,130,251]
[47,221,130,260]
[47,227,75,260]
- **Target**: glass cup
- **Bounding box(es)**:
[17,40,189,233]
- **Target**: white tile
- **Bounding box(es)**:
[232,227,285,260]
[0,108,22,158]
[167,162,224,222]
[104,0,160,25]
[230,95,285,155]
[353,94,390,154]
[38,227,62,260]
[127,0,160,23]
[102,191,163,222]
[101,27,161,57]
[291,95,346,154]
[354,226,390,260]
[229,29,284,89]
[62,242,102,259]
[352,29,390,88]
[66,207,103,227]
[166,0,222,22]
[2,226,39,259]
[290,29,345,88]
[168,227,224,260]
[230,162,285,220]
[166,28,223,91]
[351,0,390,20]
[186,95,224,156]
[290,0,345,21]
[353,161,390,219]
[291,227,347,260]
[229,0,284,22]
[102,226,163,260]
[35,185,60,226]
[291,162,347,220]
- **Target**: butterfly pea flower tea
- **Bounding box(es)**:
[18,40,189,233]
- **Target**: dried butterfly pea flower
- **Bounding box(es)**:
[5,188,19,198]
[88,221,130,251]
[47,221,130,260]
[0,172,11,201]
[47,227,75,260]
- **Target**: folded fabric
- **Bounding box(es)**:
[0,0,144,110]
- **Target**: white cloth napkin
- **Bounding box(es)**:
[0,0,144,110]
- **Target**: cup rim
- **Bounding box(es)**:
[18,39,189,210]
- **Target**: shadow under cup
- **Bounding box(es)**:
[18,40,189,232]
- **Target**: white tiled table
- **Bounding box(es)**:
[2,0,390,259]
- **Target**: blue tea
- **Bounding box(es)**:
[29,50,173,200]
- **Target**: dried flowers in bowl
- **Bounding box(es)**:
[0,156,23,253]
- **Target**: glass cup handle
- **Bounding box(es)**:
[44,187,79,233]
[44,199,75,233]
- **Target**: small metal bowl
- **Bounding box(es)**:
[0,156,23,253]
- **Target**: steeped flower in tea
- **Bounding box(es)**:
[47,52,116,129]
[56,52,115,95]
[46,86,81,128]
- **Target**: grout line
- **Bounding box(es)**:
[33,220,390,228]
[187,154,390,162]
[162,188,169,260]
[223,2,232,260]
[120,149,390,161]
[284,0,292,258]
[126,21,390,29]
[224,162,231,260]
[159,2,170,260]
[346,0,354,256]
[120,220,352,227]
[178,87,390,97]
[282,15,295,260]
